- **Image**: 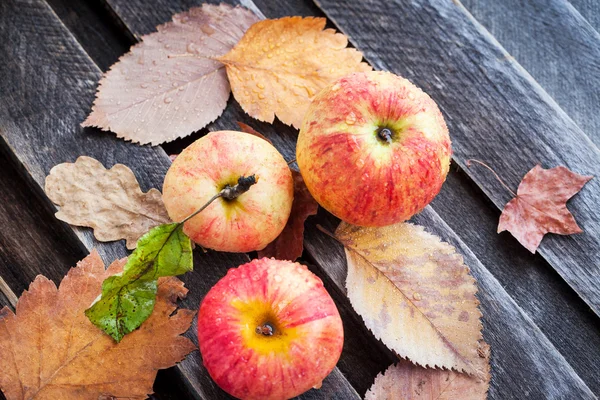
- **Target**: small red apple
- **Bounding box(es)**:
[296,71,451,226]
[198,258,344,400]
[162,130,294,252]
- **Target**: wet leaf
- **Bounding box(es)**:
[336,222,485,376]
[83,4,259,145]
[366,342,490,400]
[0,251,195,400]
[45,156,170,249]
[86,223,193,342]
[218,17,371,128]
[498,165,592,253]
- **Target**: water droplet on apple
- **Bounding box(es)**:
[164,97,173,104]
[413,292,422,301]
[345,112,357,125]
[140,83,149,89]
[273,274,282,283]
[356,158,365,168]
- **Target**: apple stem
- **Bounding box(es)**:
[377,127,394,144]
[255,322,275,336]
[287,158,296,166]
[180,175,258,224]
[466,159,517,197]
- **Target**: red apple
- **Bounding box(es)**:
[296,71,451,226]
[198,258,344,400]
[162,130,294,252]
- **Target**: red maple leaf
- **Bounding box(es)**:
[469,160,592,253]
[497,165,592,253]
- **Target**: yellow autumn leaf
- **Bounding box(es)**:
[217,17,371,128]
[336,222,486,377]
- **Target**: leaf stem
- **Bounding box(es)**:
[466,159,517,197]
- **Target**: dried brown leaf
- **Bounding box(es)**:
[217,17,372,128]
[83,4,259,145]
[258,170,318,261]
[336,222,485,376]
[45,156,171,249]
[365,342,490,400]
[0,251,195,400]
[498,165,592,253]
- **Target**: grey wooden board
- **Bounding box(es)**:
[97,0,598,397]
[459,0,600,145]
[313,0,600,316]
[570,0,600,31]
[45,0,131,71]
[0,0,363,398]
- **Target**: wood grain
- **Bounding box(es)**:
[313,0,600,316]
[0,0,361,398]
[460,0,600,145]
[569,0,600,31]
[45,0,132,70]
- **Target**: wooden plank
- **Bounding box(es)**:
[459,0,600,145]
[312,0,600,316]
[0,0,362,398]
[45,0,132,71]
[569,0,600,31]
[97,0,598,397]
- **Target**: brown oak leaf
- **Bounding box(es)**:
[217,17,371,128]
[365,342,490,400]
[83,4,259,145]
[498,165,592,253]
[336,222,486,377]
[0,251,195,400]
[259,171,319,261]
[45,156,171,249]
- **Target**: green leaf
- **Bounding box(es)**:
[85,223,193,342]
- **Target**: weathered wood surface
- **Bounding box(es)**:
[460,0,600,145]
[0,0,366,398]
[313,0,600,316]
[97,0,598,397]
[570,0,600,31]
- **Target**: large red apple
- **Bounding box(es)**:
[296,71,451,226]
[162,130,294,252]
[198,258,344,400]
